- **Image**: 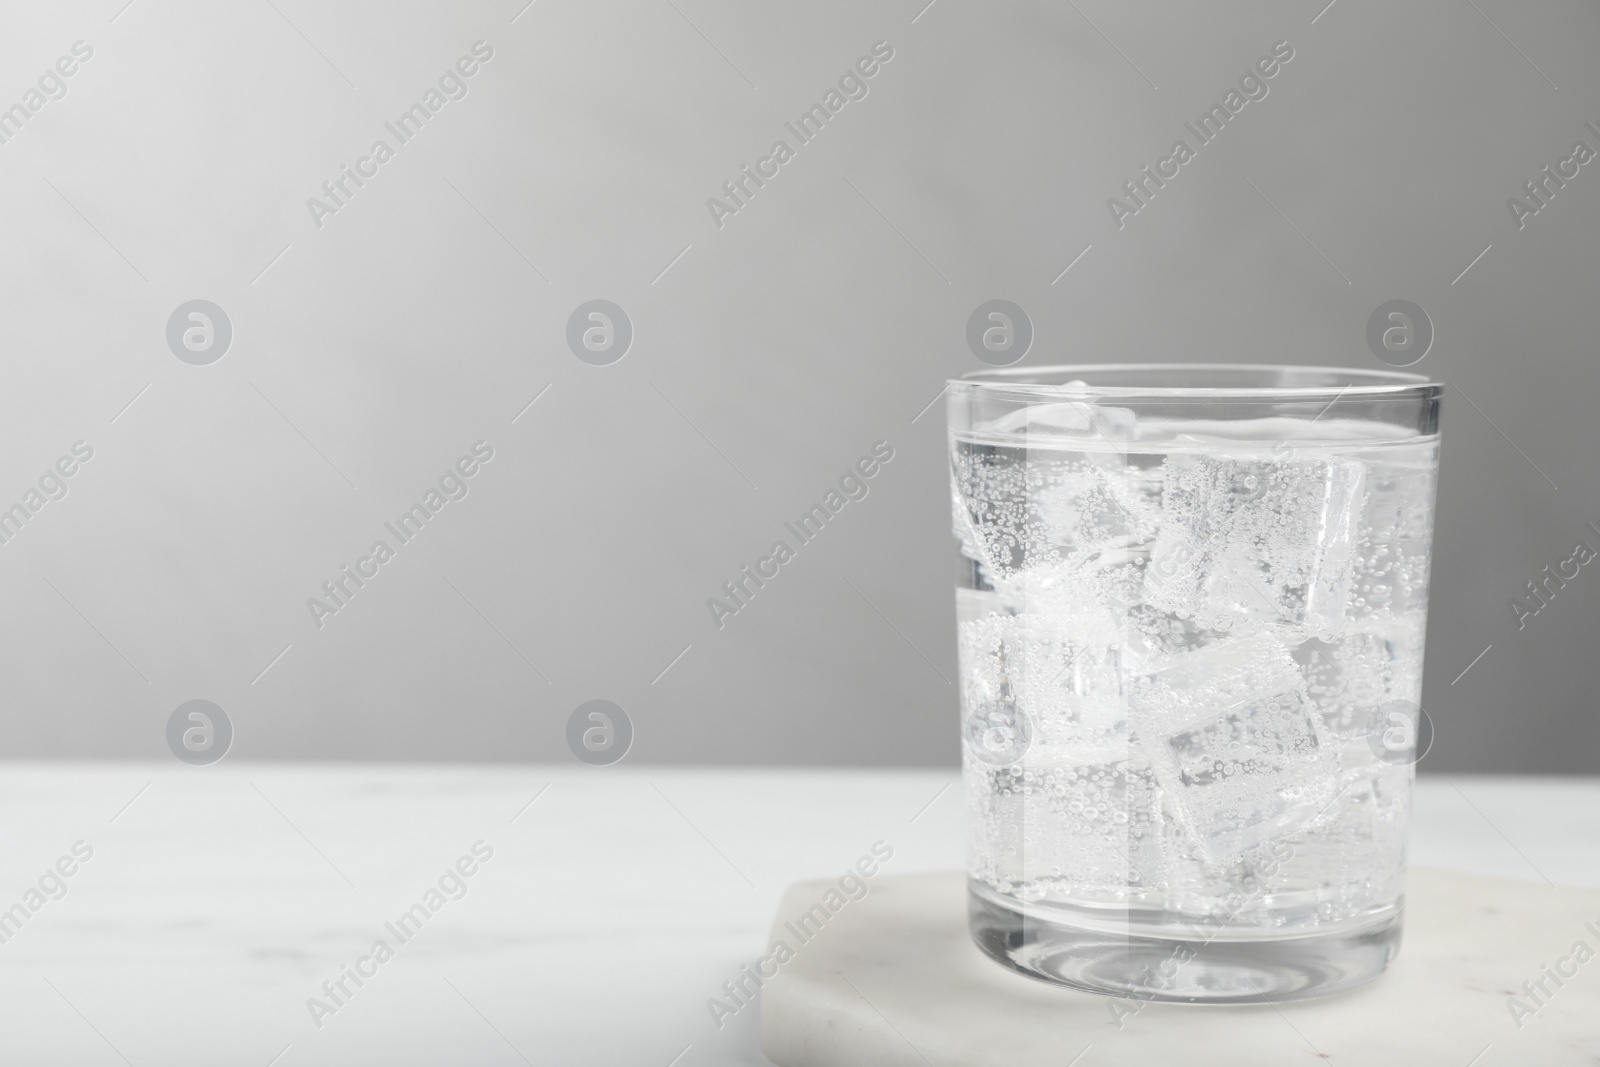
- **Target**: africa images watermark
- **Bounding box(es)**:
[566,699,632,766]
[306,40,496,230]
[705,440,895,630]
[0,40,94,148]
[1509,519,1599,630]
[0,841,95,947]
[306,441,496,629]
[1506,914,1600,1030]
[705,40,896,230]
[1506,118,1600,232]
[1107,39,1296,230]
[0,440,94,548]
[705,840,894,1030]
[306,840,495,1029]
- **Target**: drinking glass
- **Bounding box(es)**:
[948,364,1442,1003]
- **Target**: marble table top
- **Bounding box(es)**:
[0,765,1594,1066]
[761,869,1600,1066]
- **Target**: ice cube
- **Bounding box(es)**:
[1295,614,1424,741]
[1035,463,1158,566]
[966,756,1162,902]
[1161,770,1407,924]
[1144,452,1365,638]
[985,390,1137,446]
[1346,447,1437,624]
[951,434,1154,583]
[951,442,1032,578]
[1120,601,1231,674]
[1130,631,1339,866]
[958,608,1129,759]
[1239,773,1408,924]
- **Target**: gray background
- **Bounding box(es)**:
[0,0,1595,771]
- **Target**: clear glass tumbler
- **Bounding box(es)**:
[948,364,1442,1003]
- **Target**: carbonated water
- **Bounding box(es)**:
[954,409,1434,937]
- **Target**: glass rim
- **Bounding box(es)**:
[949,363,1444,401]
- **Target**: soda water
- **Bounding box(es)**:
[953,398,1437,999]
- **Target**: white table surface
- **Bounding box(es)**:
[760,868,1600,1067]
[0,765,1594,1066]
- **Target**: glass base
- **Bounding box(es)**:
[968,881,1403,1004]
